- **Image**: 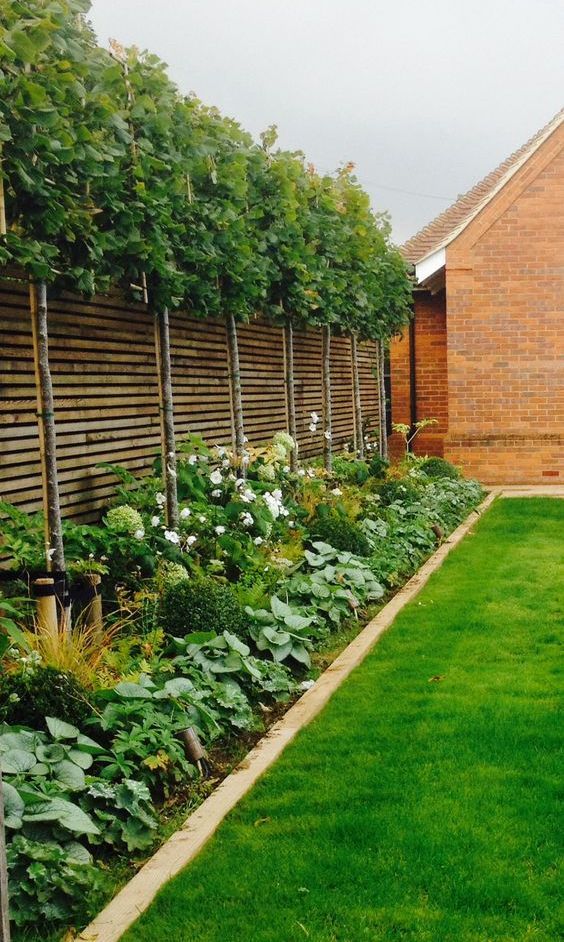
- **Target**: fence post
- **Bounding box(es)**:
[283,319,298,470]
[226,312,245,465]
[154,306,179,528]
[322,325,332,472]
[0,770,11,942]
[350,332,364,459]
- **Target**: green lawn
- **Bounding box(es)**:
[123,498,563,942]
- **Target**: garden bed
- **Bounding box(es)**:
[0,438,484,940]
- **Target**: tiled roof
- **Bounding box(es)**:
[402,108,564,264]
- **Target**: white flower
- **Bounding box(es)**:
[272,489,283,501]
[308,423,317,433]
[240,488,256,503]
[240,511,254,528]
[134,528,145,540]
[155,492,166,507]
[283,465,290,473]
[198,515,206,523]
[210,469,223,486]
[186,535,197,547]
[254,536,264,545]
[310,412,319,424]
[164,529,180,544]
[222,458,230,468]
[151,515,160,527]
[288,520,295,528]
[331,487,342,496]
[306,468,315,478]
[211,488,222,498]
[214,525,226,535]
[188,455,198,466]
[180,507,191,519]
[280,507,289,517]
[243,436,248,443]
[235,478,245,489]
[324,430,332,440]
[215,445,227,457]
[298,468,306,477]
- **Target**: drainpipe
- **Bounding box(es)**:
[408,312,417,451]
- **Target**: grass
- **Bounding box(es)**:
[121,498,563,942]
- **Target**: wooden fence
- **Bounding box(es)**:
[0,277,382,521]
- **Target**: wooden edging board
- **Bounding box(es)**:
[76,490,497,942]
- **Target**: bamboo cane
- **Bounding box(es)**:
[283,315,298,471]
[0,769,10,942]
[322,324,332,472]
[350,332,364,459]
[154,307,179,528]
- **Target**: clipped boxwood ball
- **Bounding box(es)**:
[419,456,460,480]
[312,512,371,557]
[0,666,93,730]
[159,576,248,638]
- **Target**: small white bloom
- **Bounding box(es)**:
[186,535,197,547]
[222,458,230,468]
[283,465,290,473]
[188,455,198,465]
[324,430,332,440]
[310,412,319,424]
[308,423,317,433]
[214,525,226,535]
[254,536,263,545]
[180,507,191,519]
[210,469,223,485]
[240,511,254,528]
[151,515,160,527]
[198,515,206,523]
[101,555,108,562]
[331,487,343,496]
[288,520,295,528]
[211,488,222,498]
[240,488,256,503]
[298,468,306,477]
[155,492,166,507]
[164,529,180,544]
[235,478,245,489]
[134,528,145,540]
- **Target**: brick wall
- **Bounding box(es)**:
[445,122,564,483]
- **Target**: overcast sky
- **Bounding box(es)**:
[87,0,564,245]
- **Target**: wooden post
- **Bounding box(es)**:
[283,318,298,471]
[83,573,103,634]
[30,282,65,573]
[0,769,10,942]
[154,307,179,528]
[322,324,332,472]
[33,578,58,641]
[350,332,364,459]
[226,311,245,464]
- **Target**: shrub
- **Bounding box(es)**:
[332,456,370,485]
[420,456,460,480]
[0,666,93,729]
[311,511,372,557]
[159,576,248,638]
[378,478,422,506]
[367,455,389,479]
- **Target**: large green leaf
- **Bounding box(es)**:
[46,717,79,740]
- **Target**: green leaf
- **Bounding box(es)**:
[45,717,79,740]
[270,596,293,619]
[2,781,24,829]
[0,749,36,775]
[52,759,86,791]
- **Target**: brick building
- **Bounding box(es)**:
[390,109,563,483]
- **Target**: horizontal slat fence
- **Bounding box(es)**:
[0,277,381,521]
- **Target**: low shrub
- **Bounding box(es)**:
[331,456,370,485]
[311,511,372,557]
[378,477,422,506]
[367,454,389,479]
[159,576,248,639]
[0,666,93,729]
[419,456,461,479]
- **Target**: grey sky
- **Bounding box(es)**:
[87,0,564,245]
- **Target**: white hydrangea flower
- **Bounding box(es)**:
[240,511,254,528]
[186,535,197,547]
[235,478,245,489]
[240,488,256,503]
[155,492,166,507]
[164,529,180,544]
[214,525,226,535]
[211,488,222,498]
[210,469,223,485]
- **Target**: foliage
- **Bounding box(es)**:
[312,509,372,557]
[0,665,92,729]
[419,456,461,480]
[245,596,317,668]
[159,576,248,639]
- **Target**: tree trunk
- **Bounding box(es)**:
[283,317,298,471]
[226,311,245,464]
[378,340,388,461]
[350,332,364,459]
[322,325,332,472]
[154,307,179,528]
[30,282,65,573]
[0,770,10,942]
